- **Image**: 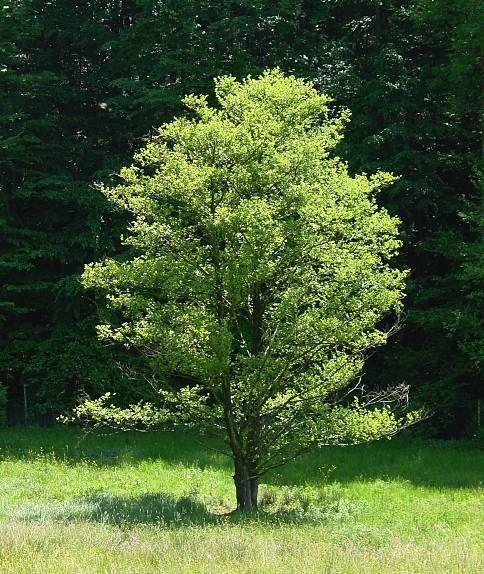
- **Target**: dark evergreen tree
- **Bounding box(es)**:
[334,0,482,435]
[0,1,142,420]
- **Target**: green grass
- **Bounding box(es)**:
[0,427,482,573]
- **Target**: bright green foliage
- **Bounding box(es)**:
[79,70,415,509]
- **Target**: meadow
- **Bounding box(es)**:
[0,427,482,573]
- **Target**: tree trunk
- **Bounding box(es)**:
[234,459,258,511]
[249,475,259,508]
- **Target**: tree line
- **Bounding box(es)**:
[0,0,482,436]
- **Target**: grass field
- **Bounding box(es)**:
[0,427,482,573]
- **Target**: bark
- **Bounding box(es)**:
[233,457,259,511]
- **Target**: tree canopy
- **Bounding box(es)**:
[74,70,419,510]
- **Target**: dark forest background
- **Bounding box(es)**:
[0,0,482,436]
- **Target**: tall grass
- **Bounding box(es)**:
[0,427,482,573]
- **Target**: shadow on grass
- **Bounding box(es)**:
[14,492,217,527]
[266,439,484,490]
[14,491,342,528]
[0,426,231,471]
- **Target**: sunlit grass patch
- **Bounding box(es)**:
[0,427,482,573]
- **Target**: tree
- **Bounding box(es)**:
[0,0,120,419]
[75,70,419,511]
[0,0,156,419]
